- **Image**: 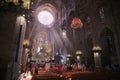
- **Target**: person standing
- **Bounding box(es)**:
[35,66,38,75]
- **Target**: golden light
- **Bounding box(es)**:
[76,56,80,60]
[23,40,29,47]
[94,52,99,57]
[71,18,83,29]
[46,48,52,53]
[67,58,69,61]
[76,50,82,55]
[92,46,102,51]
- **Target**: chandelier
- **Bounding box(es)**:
[71,17,83,29]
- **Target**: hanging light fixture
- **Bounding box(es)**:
[70,0,83,29]
[71,17,83,29]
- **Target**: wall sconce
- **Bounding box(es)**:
[23,39,29,48]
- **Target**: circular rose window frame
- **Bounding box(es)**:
[37,10,54,25]
[35,3,57,28]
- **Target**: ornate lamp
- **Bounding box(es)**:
[76,50,82,63]
[23,39,29,48]
[92,46,102,52]
[76,50,82,55]
[71,17,83,29]
[92,46,102,68]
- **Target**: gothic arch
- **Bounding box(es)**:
[99,27,116,67]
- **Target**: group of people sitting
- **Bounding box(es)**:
[18,70,32,80]
[18,62,87,80]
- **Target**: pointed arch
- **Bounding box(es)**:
[99,27,116,67]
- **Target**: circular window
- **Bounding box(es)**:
[37,10,54,25]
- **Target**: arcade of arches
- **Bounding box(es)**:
[0,0,120,80]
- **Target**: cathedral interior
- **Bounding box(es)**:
[0,0,120,80]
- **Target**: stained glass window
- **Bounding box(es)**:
[99,7,105,23]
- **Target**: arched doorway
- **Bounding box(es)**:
[99,28,116,67]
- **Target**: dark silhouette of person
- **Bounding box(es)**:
[35,67,38,75]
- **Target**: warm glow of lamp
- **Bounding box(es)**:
[77,56,80,60]
[23,40,29,47]
[92,46,102,51]
[66,54,71,57]
[76,50,82,55]
[71,18,83,29]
